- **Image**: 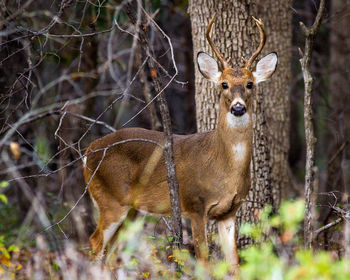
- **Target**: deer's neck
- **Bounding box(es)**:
[214,107,253,168]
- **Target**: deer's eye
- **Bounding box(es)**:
[222,82,229,89]
[246,81,253,89]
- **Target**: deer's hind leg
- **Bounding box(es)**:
[89,185,130,259]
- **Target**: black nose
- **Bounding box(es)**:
[231,103,246,116]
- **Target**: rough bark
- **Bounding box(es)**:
[299,0,326,248]
[156,88,183,249]
[255,0,291,207]
[188,0,291,248]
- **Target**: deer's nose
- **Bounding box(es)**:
[231,103,246,116]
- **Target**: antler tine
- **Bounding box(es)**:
[206,13,229,70]
[245,16,266,70]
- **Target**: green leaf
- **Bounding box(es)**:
[212,261,230,279]
[270,216,281,227]
[8,245,19,253]
[279,199,305,233]
[0,194,8,204]
[239,223,253,236]
[35,135,51,162]
[0,247,10,259]
[0,181,9,188]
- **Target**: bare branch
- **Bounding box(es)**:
[314,217,343,239]
[299,0,326,249]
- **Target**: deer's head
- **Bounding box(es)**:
[197,15,278,128]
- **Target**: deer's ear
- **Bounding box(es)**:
[253,52,278,84]
[197,52,221,83]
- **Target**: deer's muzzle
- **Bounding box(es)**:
[231,103,246,117]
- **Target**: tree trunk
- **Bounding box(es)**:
[188,0,291,248]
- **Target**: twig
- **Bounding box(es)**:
[76,56,149,154]
[43,138,163,231]
[113,0,142,127]
[7,138,163,184]
[299,0,326,249]
[314,217,342,239]
[68,112,116,132]
[2,150,59,248]
[328,140,348,166]
[0,88,140,136]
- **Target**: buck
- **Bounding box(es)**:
[83,15,277,269]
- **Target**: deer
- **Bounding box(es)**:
[83,15,278,270]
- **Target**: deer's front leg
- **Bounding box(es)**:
[218,216,239,268]
[189,213,209,265]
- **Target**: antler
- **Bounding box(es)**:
[206,13,229,70]
[244,16,266,70]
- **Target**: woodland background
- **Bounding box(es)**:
[0,0,350,279]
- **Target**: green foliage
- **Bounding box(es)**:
[0,182,17,244]
[211,261,231,279]
[240,243,283,279]
[271,199,305,233]
[0,235,21,276]
[35,134,51,163]
[0,194,8,205]
[52,263,59,271]
[84,201,350,279]
[0,181,9,188]
[0,181,29,256]
[0,181,9,205]
[239,200,350,280]
[285,250,350,280]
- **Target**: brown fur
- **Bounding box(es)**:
[84,65,265,267]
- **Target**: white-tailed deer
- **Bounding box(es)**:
[83,15,277,269]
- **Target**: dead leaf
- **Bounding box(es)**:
[10,142,21,160]
[151,69,157,78]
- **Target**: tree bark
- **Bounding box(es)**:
[299,0,326,248]
[255,0,292,208]
[188,0,291,248]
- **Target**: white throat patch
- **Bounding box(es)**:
[232,142,246,162]
[226,113,250,128]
